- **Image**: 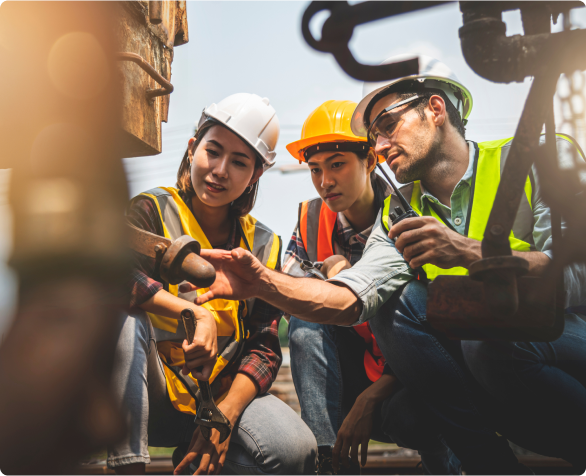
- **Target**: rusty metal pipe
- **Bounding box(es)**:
[149,0,163,24]
[459,2,586,83]
[117,52,173,100]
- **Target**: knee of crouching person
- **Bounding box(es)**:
[288,316,325,349]
[380,388,446,453]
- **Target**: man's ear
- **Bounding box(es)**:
[429,95,446,127]
[249,167,264,186]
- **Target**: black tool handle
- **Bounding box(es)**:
[181,308,204,374]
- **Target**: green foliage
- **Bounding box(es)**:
[278,317,289,348]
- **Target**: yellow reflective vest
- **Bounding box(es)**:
[135,187,281,415]
[381,136,581,281]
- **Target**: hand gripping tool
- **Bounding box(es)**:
[181,308,232,444]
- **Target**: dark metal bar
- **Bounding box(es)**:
[481,73,559,258]
[301,1,448,81]
[117,52,173,100]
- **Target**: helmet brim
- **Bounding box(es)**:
[286,134,368,163]
[351,75,473,137]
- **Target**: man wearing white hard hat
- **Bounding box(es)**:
[182,58,586,474]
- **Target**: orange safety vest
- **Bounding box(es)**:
[298,198,386,382]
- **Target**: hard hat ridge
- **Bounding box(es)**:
[199,93,280,170]
[287,100,375,163]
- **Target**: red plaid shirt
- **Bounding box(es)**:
[127,189,282,395]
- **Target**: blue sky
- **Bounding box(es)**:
[1,2,585,334]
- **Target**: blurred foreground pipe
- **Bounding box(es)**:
[0,2,129,473]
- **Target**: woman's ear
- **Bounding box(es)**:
[249,167,264,186]
[366,149,378,174]
[187,137,196,162]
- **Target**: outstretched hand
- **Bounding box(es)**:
[179,248,265,305]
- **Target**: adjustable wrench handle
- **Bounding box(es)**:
[181,308,209,376]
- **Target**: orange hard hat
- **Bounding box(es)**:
[287,100,383,163]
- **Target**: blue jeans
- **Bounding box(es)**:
[461,313,586,469]
[107,312,317,474]
[370,280,586,473]
[289,317,461,475]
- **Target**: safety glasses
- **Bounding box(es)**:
[367,94,422,147]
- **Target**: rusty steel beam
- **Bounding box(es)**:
[117,52,174,100]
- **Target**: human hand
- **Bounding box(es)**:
[178,248,265,305]
[321,255,351,279]
[173,425,232,475]
[388,216,481,269]
[181,306,218,381]
[332,394,375,471]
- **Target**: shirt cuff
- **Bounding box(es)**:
[329,264,411,326]
[237,358,274,395]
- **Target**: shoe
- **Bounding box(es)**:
[316,446,335,475]
[316,446,361,475]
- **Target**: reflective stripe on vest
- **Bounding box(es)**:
[298,197,386,382]
[381,136,581,281]
[137,187,281,415]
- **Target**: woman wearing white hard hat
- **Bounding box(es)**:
[108,93,317,475]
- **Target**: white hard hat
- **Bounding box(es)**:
[351,55,473,137]
[198,93,280,170]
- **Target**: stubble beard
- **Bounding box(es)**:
[394,131,446,184]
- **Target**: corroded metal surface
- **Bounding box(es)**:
[128,224,216,287]
[117,1,188,158]
[117,52,174,100]
[427,275,563,342]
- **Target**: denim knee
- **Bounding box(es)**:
[461,340,515,400]
[381,388,445,452]
[289,317,333,348]
[370,280,428,334]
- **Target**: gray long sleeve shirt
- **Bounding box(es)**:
[331,140,586,325]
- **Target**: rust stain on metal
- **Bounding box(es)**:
[127,224,216,288]
[117,52,174,100]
